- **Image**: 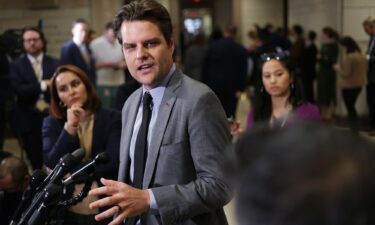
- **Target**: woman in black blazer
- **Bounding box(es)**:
[42,64,121,225]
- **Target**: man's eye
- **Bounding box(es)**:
[145,42,158,48]
[124,45,135,50]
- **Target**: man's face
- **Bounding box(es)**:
[23,30,44,56]
[120,20,174,89]
[363,24,372,36]
[72,22,89,44]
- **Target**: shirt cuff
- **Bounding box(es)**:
[147,189,159,213]
[40,81,47,91]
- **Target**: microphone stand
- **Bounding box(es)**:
[27,184,62,225]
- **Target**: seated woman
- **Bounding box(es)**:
[42,64,121,225]
[247,52,320,129]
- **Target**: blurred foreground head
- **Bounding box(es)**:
[235,122,375,225]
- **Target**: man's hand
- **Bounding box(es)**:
[89,178,150,225]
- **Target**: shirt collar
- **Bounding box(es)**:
[27,53,43,63]
[73,37,84,46]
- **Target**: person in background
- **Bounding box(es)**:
[60,18,96,84]
[235,121,375,225]
[334,36,367,132]
[113,75,140,111]
[289,24,305,78]
[301,30,318,103]
[88,1,232,224]
[202,25,248,118]
[247,52,320,129]
[42,64,121,225]
[316,27,339,121]
[183,32,207,81]
[10,26,59,170]
[363,17,375,135]
[0,154,30,225]
[90,21,126,108]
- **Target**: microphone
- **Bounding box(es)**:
[10,170,47,225]
[43,148,85,186]
[17,148,85,225]
[63,152,110,185]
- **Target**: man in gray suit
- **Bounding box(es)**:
[88,1,232,225]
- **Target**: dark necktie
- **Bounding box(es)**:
[133,91,152,188]
[126,92,152,225]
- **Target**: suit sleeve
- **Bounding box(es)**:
[151,91,233,224]
[42,116,80,168]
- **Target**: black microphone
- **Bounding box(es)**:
[63,152,110,185]
[43,148,85,186]
[10,170,47,225]
[17,148,85,225]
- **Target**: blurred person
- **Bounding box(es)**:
[363,17,375,135]
[90,22,126,108]
[88,1,232,225]
[235,121,375,225]
[0,155,30,225]
[183,32,207,81]
[0,52,10,150]
[247,52,320,129]
[10,26,59,170]
[113,75,140,111]
[334,36,367,132]
[301,30,318,103]
[87,29,97,45]
[202,25,248,118]
[60,18,96,84]
[317,27,339,121]
[289,25,305,77]
[42,64,121,225]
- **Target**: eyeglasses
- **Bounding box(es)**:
[23,38,41,43]
[260,51,289,62]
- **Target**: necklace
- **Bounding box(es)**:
[269,105,293,128]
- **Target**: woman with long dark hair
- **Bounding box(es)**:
[247,52,320,128]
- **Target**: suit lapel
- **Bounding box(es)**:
[23,56,38,82]
[143,70,182,188]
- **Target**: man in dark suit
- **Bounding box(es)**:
[301,30,318,103]
[202,25,248,118]
[10,27,58,170]
[88,1,232,225]
[60,18,96,84]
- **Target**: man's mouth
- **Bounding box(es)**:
[138,64,153,70]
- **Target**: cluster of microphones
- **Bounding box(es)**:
[9,149,110,225]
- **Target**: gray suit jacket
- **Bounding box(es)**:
[118,69,232,225]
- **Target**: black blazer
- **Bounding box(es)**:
[60,40,96,84]
[10,54,59,133]
[42,107,121,181]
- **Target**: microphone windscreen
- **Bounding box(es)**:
[95,152,110,164]
[71,148,85,162]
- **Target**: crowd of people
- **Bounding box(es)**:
[0,0,375,225]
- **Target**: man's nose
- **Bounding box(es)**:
[136,46,148,59]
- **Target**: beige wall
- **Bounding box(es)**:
[239,0,283,44]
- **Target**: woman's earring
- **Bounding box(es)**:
[59,101,66,108]
[260,86,264,93]
[290,83,295,90]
